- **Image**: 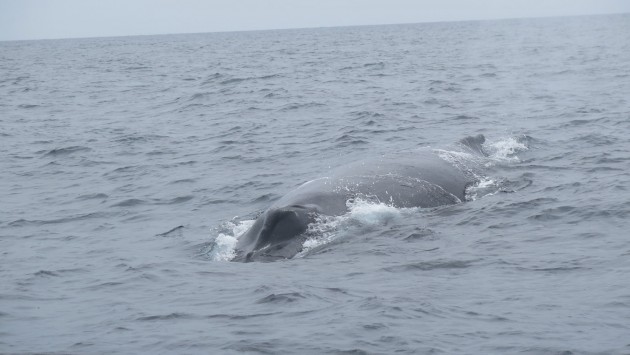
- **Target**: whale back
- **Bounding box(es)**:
[232,135,486,262]
[330,150,472,203]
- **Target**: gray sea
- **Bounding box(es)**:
[2,13,630,354]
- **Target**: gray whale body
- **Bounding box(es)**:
[232,135,486,262]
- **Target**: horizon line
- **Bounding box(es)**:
[1,11,627,43]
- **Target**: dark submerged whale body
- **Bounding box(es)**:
[232,135,487,262]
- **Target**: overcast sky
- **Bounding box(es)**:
[1,0,628,41]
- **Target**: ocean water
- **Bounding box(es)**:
[2,13,630,354]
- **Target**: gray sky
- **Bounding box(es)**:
[1,0,628,41]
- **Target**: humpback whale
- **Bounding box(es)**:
[232,134,487,262]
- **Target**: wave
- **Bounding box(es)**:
[8,211,117,227]
[43,146,92,157]
[18,104,40,109]
[199,73,284,86]
[383,259,475,272]
[256,292,306,304]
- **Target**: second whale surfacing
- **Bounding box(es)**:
[232,134,487,262]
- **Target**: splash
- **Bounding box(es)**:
[298,198,405,257]
[466,177,504,201]
[211,234,238,261]
[299,214,340,255]
[433,149,481,174]
[346,198,402,225]
[484,135,529,162]
[437,134,530,201]
[206,219,254,261]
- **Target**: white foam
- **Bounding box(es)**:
[210,233,238,261]
[299,214,340,255]
[434,149,478,168]
[435,135,529,201]
[465,177,502,201]
[436,135,528,167]
[206,219,254,261]
[484,136,528,162]
[231,219,255,237]
[346,198,402,225]
[298,198,405,257]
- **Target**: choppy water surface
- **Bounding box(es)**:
[2,14,630,354]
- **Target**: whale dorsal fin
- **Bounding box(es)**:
[459,134,487,156]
